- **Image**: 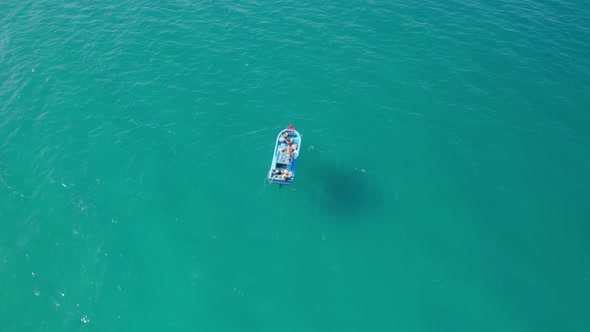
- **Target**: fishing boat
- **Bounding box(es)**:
[268,124,301,186]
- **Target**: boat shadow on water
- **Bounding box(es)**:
[307,162,386,223]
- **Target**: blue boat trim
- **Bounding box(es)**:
[268,124,301,185]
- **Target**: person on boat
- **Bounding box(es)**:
[281,171,293,180]
[278,131,289,142]
[285,137,293,145]
[278,146,291,162]
[271,169,283,180]
[290,143,298,159]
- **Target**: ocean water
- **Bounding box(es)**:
[1,0,589,331]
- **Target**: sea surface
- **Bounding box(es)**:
[1,0,589,331]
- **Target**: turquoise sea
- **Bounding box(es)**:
[1,0,589,331]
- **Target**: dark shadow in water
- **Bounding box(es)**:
[306,161,388,223]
